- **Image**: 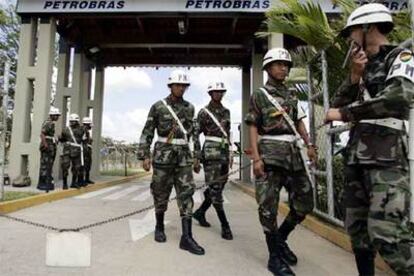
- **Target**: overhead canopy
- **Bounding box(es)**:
[16,0,408,67]
[54,13,268,67]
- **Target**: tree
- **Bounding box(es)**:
[0,1,20,99]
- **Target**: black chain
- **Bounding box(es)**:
[0,159,257,232]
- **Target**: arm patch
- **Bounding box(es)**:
[386,50,414,83]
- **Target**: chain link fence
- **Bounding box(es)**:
[305,45,350,226]
[99,141,141,177]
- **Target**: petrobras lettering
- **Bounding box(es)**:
[329,0,408,12]
[16,0,409,14]
[42,1,125,11]
[184,0,270,10]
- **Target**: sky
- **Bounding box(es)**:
[102,67,243,144]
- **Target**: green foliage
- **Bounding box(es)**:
[260,0,412,99]
[1,191,39,202]
[258,0,336,50]
[100,169,144,177]
[315,155,346,220]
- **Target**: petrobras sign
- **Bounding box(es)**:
[16,0,408,14]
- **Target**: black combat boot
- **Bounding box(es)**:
[78,172,87,187]
[214,206,233,240]
[278,220,298,265]
[179,217,205,255]
[47,175,55,191]
[85,172,94,184]
[154,212,167,243]
[70,174,80,189]
[62,177,68,190]
[37,176,47,191]
[193,192,212,227]
[354,249,375,276]
[265,233,295,276]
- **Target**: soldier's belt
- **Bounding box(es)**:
[157,137,188,145]
[359,118,404,131]
[67,142,84,166]
[45,136,56,143]
[259,134,297,143]
[205,136,228,144]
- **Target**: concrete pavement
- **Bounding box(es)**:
[0,174,390,275]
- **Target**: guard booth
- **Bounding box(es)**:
[11,0,342,185]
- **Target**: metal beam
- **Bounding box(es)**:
[101,43,245,49]
[135,17,145,34]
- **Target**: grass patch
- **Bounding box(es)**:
[100,168,144,177]
[1,191,39,202]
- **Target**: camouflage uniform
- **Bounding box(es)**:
[82,126,93,182]
[194,101,231,208]
[138,95,195,218]
[333,45,414,274]
[60,124,85,187]
[37,119,57,191]
[245,79,314,236]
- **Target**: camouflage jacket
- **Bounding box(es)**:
[137,95,195,167]
[245,79,306,171]
[82,126,92,152]
[40,119,57,151]
[60,124,85,156]
[194,101,231,164]
[333,45,414,169]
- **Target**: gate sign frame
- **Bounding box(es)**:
[15,0,410,14]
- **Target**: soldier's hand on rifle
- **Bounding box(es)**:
[350,46,367,84]
[143,158,151,172]
[253,158,265,178]
[307,145,318,164]
[193,159,201,173]
[324,108,343,123]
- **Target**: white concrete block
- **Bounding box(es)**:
[46,232,91,267]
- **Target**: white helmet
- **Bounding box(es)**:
[48,107,61,116]
[82,117,93,125]
[341,3,393,37]
[69,113,80,122]
[207,81,227,93]
[262,48,292,69]
[167,70,190,86]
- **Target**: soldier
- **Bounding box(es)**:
[60,113,85,189]
[325,3,414,275]
[245,48,316,276]
[138,69,205,255]
[82,117,94,184]
[193,81,233,240]
[37,106,61,192]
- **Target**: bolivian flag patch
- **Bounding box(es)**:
[400,51,412,62]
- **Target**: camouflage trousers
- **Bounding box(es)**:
[37,148,56,191]
[255,164,314,233]
[84,148,92,172]
[60,153,83,179]
[203,162,229,210]
[151,165,195,218]
[344,165,414,275]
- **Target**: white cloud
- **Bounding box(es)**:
[188,67,241,99]
[104,67,153,94]
[102,67,243,144]
[102,108,149,143]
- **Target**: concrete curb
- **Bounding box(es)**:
[0,172,151,214]
[230,180,394,275]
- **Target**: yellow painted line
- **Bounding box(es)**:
[0,173,151,214]
[231,180,394,275]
